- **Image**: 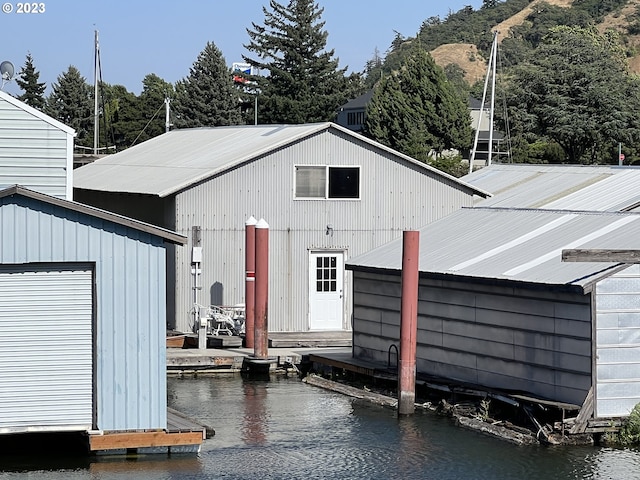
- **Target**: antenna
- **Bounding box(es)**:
[0,61,15,90]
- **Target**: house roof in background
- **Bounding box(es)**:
[347,207,640,290]
[73,122,491,198]
[339,90,373,110]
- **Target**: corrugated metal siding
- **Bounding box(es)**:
[0,96,71,199]
[172,129,474,332]
[0,195,167,431]
[0,266,92,433]
[352,271,593,406]
[596,264,640,417]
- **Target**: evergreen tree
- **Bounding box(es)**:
[16,53,46,110]
[243,0,363,124]
[99,83,141,151]
[137,74,175,139]
[173,42,242,128]
[365,48,473,163]
[45,66,93,147]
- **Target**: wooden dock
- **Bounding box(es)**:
[88,408,210,454]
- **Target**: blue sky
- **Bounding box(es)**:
[1,1,483,96]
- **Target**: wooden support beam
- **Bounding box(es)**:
[89,430,203,451]
[562,249,640,263]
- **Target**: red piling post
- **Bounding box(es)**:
[245,216,257,349]
[398,230,419,415]
[254,219,269,359]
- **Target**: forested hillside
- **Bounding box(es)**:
[364,0,640,168]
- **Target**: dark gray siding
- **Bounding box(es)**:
[352,271,592,406]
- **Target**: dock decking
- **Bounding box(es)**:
[88,408,210,454]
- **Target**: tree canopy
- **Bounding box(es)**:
[173,41,242,128]
[243,0,363,124]
[365,48,473,163]
[45,66,93,148]
[15,53,46,110]
[503,25,640,163]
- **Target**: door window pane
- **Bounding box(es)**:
[315,255,338,292]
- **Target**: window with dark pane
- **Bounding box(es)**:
[328,167,360,198]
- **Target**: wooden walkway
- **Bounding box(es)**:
[88,408,210,454]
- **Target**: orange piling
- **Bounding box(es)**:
[254,218,269,359]
[245,216,257,349]
[398,230,419,415]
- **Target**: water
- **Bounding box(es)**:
[1,375,640,479]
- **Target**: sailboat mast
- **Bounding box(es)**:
[488,32,498,166]
[469,31,498,174]
[93,30,99,156]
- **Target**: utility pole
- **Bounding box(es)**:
[165,97,171,133]
[93,30,100,156]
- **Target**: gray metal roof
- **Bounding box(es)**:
[73,122,490,198]
[0,185,186,244]
[347,207,640,289]
[462,164,640,210]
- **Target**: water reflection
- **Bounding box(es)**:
[2,376,640,479]
[241,380,268,445]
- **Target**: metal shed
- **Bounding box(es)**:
[0,91,75,200]
[347,207,640,419]
[0,185,185,435]
[73,122,490,336]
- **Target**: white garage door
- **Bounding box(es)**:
[0,265,94,433]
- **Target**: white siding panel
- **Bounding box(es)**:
[0,95,71,199]
[596,265,640,418]
[0,265,93,433]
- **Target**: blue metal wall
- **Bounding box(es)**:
[0,195,167,430]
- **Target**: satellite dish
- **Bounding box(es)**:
[0,61,15,81]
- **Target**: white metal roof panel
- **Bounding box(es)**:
[463,164,619,208]
[73,123,490,198]
[544,169,640,212]
[347,207,640,288]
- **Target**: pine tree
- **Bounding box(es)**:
[16,53,46,110]
[45,66,93,147]
[244,0,363,124]
[173,42,242,128]
[365,48,473,163]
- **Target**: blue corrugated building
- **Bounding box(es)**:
[0,185,192,451]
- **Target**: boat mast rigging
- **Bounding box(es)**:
[469,31,498,174]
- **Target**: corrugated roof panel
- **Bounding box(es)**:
[74,124,329,196]
[463,164,640,212]
[544,169,640,211]
[74,123,490,199]
[347,208,640,287]
[472,168,612,208]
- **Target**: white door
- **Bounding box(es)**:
[309,251,344,330]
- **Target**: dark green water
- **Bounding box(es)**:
[1,375,640,479]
